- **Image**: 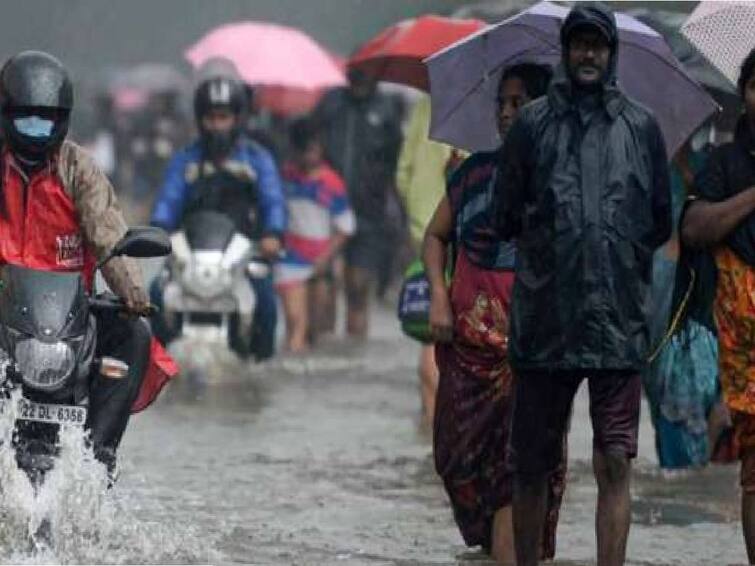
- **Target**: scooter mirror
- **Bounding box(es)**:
[113,227,172,259]
[99,227,172,269]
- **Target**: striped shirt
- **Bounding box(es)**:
[275,162,356,286]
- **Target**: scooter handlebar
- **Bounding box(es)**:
[88,297,159,317]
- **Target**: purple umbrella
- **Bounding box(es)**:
[425,1,718,156]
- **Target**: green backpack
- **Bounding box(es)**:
[397,259,433,343]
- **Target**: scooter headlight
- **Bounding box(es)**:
[15,339,75,391]
[182,252,232,299]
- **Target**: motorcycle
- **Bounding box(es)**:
[0,226,171,490]
[158,210,270,356]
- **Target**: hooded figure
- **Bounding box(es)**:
[498,1,672,371]
[497,5,672,564]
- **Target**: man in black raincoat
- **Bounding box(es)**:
[497,3,671,564]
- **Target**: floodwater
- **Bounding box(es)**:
[0,303,749,565]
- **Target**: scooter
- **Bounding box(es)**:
[158,210,269,356]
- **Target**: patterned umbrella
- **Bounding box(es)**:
[682,1,755,86]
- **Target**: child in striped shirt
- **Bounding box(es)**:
[276,117,356,352]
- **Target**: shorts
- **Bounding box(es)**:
[343,222,383,273]
[509,369,641,475]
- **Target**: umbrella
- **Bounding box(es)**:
[254,86,325,117]
[451,0,535,23]
[185,21,346,91]
[426,0,718,156]
[348,15,486,90]
[682,1,755,86]
[626,8,736,104]
[251,53,345,117]
[189,54,334,117]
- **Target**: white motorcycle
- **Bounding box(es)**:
[158,211,269,355]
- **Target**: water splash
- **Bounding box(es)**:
[169,335,242,385]
[0,387,38,552]
[0,387,220,564]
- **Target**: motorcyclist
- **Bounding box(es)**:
[0,50,171,471]
[150,76,286,360]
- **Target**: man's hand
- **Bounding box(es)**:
[259,236,282,260]
[123,285,151,317]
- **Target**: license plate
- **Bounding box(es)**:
[16,398,87,426]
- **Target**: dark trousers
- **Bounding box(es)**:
[88,313,150,465]
[248,274,277,360]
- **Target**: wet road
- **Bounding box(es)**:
[0,304,749,565]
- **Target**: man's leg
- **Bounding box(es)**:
[343,224,381,339]
[513,473,548,566]
[344,265,371,338]
[742,449,755,566]
[321,257,343,335]
[593,448,631,566]
[322,280,337,335]
[510,370,579,566]
[249,274,278,360]
[743,490,755,566]
[589,371,642,566]
[733,413,755,564]
[89,314,150,469]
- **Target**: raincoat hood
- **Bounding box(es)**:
[560,2,619,88]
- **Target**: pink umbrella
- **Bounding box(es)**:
[185,21,346,91]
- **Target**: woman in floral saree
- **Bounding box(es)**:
[423,63,564,564]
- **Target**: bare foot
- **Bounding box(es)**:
[286,341,310,355]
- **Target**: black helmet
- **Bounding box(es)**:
[0,51,73,161]
[193,76,245,122]
[193,76,246,160]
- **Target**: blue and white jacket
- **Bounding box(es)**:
[150,137,286,236]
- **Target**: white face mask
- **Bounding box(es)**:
[13,115,55,139]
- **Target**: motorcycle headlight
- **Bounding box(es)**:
[15,339,75,391]
[182,253,232,299]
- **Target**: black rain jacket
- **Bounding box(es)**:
[497,2,672,371]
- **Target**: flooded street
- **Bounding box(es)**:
[0,0,746,563]
[119,305,746,566]
[0,305,746,565]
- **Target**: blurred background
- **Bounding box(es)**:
[0,0,696,223]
